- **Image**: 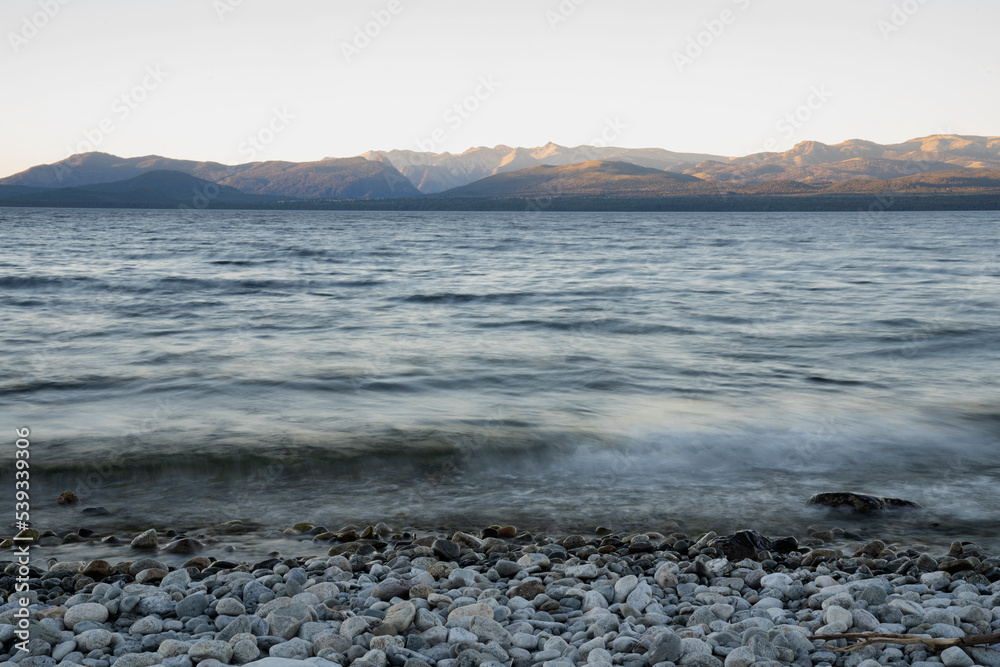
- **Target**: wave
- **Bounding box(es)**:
[0,275,99,289]
[396,291,533,305]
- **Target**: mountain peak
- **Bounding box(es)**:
[789,140,829,153]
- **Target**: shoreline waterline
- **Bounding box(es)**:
[2,522,998,667]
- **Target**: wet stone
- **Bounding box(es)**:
[806,492,920,510]
[130,529,158,550]
[710,530,775,560]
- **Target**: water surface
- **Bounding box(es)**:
[2,209,998,558]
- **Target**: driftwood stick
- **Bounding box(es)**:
[807,631,1000,653]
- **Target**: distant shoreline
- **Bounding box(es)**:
[3,193,1000,213]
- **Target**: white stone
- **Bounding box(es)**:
[189,639,233,663]
[158,639,191,658]
[760,573,793,593]
[851,608,880,631]
[680,637,712,655]
[52,640,77,661]
[824,605,853,628]
[65,602,109,629]
[614,574,639,603]
[382,600,416,633]
[130,615,163,635]
[448,627,477,643]
[232,638,260,664]
[243,660,315,667]
[654,562,679,590]
[565,563,599,579]
[447,602,493,621]
[941,645,975,667]
[625,581,652,610]
[339,615,370,638]
[752,597,784,610]
[216,598,247,616]
[76,629,113,652]
[582,590,608,611]
[724,646,755,667]
[516,553,550,567]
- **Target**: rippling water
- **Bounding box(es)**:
[2,208,999,555]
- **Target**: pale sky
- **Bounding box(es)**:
[2,0,998,177]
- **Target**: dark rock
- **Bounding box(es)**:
[628,542,655,554]
[163,538,204,554]
[216,614,253,642]
[510,579,546,601]
[129,558,168,576]
[806,492,920,511]
[647,631,683,663]
[257,636,285,651]
[854,540,887,558]
[175,593,210,619]
[81,560,111,580]
[57,491,79,505]
[243,580,272,610]
[14,528,40,543]
[372,578,413,601]
[940,558,976,574]
[356,543,380,556]
[183,557,213,570]
[328,543,362,557]
[709,530,775,560]
[539,544,569,560]
[432,539,461,561]
[251,558,282,571]
[770,537,799,554]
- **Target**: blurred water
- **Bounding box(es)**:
[1,208,999,552]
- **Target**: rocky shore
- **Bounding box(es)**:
[2,524,999,667]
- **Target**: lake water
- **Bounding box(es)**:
[2,208,999,559]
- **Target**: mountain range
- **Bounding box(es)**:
[361,143,727,193]
[1,153,419,198]
[0,171,278,208]
[1,134,999,209]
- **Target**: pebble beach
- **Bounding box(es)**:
[3,522,999,667]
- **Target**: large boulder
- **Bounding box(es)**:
[807,492,920,510]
